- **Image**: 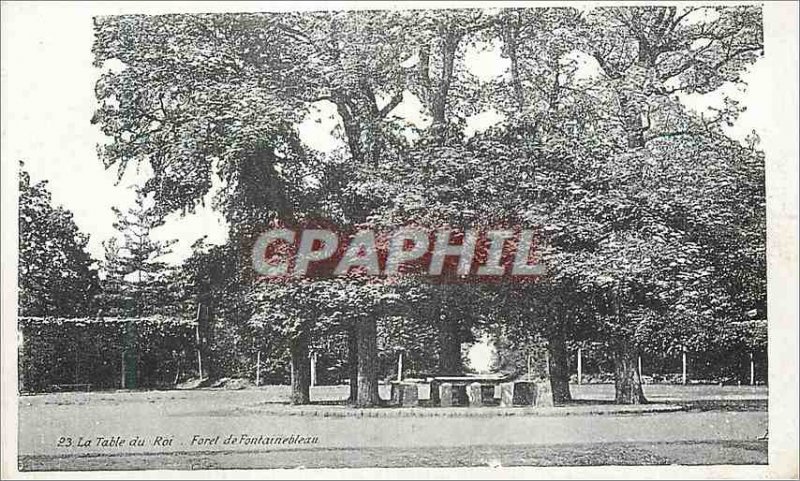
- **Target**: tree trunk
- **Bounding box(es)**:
[619,91,646,148]
[334,96,364,163]
[436,283,462,375]
[613,341,646,404]
[289,332,311,405]
[547,328,572,404]
[201,304,216,380]
[430,30,461,140]
[355,318,380,407]
[506,27,525,112]
[347,324,358,404]
[438,317,462,375]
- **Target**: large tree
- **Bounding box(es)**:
[18,165,101,392]
[98,189,177,316]
[92,7,766,406]
[573,5,763,401]
[93,11,419,406]
[580,5,763,148]
[479,5,765,403]
[18,165,99,318]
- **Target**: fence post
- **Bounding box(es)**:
[256,351,261,387]
[750,352,755,386]
[310,351,317,387]
[638,355,642,377]
[682,346,687,385]
[120,350,126,389]
[577,348,582,385]
[527,351,532,381]
[397,350,404,382]
[545,350,550,375]
[195,305,203,378]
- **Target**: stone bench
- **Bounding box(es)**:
[432,381,502,407]
[401,375,527,407]
[389,382,420,407]
[436,382,469,407]
[499,380,553,407]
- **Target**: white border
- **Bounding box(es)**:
[1,1,797,479]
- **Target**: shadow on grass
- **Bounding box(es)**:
[556,399,617,406]
[248,396,768,413]
[560,398,768,412]
[675,399,768,412]
[18,440,768,471]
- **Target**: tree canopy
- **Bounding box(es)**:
[83,6,767,403]
[18,165,99,318]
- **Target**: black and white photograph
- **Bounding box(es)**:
[1,1,797,478]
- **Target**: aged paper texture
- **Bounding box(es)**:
[1,1,797,479]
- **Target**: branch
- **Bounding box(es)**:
[360,78,380,117]
[594,54,623,80]
[274,22,313,45]
[309,95,333,103]
[158,92,167,118]
[644,130,701,144]
[659,39,716,81]
[669,7,701,34]
[379,90,405,118]
[418,45,431,89]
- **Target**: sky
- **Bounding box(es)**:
[0,2,787,375]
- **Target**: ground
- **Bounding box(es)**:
[17,384,768,471]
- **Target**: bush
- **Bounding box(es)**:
[19,318,195,392]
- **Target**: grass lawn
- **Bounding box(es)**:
[17,384,768,471]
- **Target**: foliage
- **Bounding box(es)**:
[88,7,768,394]
[18,317,195,392]
[18,165,100,318]
[97,189,180,317]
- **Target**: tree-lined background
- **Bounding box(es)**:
[18,6,766,406]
